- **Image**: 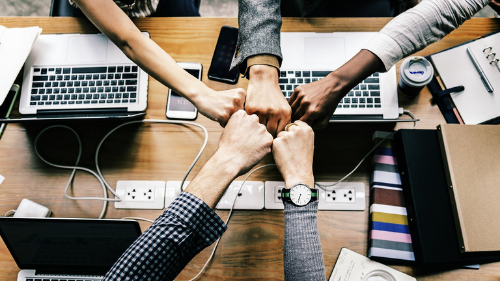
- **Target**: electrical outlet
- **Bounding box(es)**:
[325,188,356,203]
[216,181,264,210]
[115,180,166,209]
[165,181,188,207]
[317,182,365,211]
[264,181,286,210]
[265,181,365,210]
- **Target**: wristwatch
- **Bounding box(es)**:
[281,183,318,206]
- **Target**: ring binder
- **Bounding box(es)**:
[483,46,500,73]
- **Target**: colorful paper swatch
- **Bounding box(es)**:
[368,132,415,262]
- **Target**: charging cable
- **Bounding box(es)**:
[34,119,208,219]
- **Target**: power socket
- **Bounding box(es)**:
[264,181,365,210]
[264,181,286,210]
[317,182,365,211]
[115,180,166,209]
[215,181,264,210]
[165,181,188,207]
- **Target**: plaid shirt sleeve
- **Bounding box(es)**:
[103,192,227,281]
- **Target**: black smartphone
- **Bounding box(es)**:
[208,26,239,84]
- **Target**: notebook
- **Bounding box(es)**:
[437,124,500,253]
[395,128,500,265]
[280,32,399,121]
[17,33,149,121]
[430,31,500,124]
[0,217,141,280]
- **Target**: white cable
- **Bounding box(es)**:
[121,216,154,223]
[34,120,208,219]
[187,164,277,281]
[316,110,418,190]
[4,210,16,217]
[94,119,208,195]
[34,125,114,219]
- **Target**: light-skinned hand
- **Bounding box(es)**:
[215,110,274,176]
[272,121,315,189]
[245,65,292,137]
[194,88,246,127]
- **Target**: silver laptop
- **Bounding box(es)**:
[280,32,399,121]
[19,33,149,119]
[0,217,141,281]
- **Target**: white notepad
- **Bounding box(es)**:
[431,32,500,124]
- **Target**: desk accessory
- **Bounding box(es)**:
[437,124,500,253]
[0,25,41,106]
[395,128,500,265]
[0,84,19,139]
[398,56,434,98]
[368,131,415,263]
[428,31,500,125]
[330,248,416,281]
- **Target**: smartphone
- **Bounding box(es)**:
[208,26,239,84]
[166,62,201,120]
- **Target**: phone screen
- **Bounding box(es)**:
[168,69,199,112]
[208,26,239,84]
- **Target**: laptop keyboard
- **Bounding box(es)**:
[279,71,382,109]
[30,65,139,107]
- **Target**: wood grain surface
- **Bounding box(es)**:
[0,17,499,280]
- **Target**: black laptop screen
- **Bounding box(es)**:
[0,218,141,274]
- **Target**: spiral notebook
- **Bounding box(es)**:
[430,31,500,124]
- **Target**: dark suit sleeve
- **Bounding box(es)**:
[230,0,283,73]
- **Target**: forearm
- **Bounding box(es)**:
[284,201,326,281]
[104,192,227,280]
[231,0,283,72]
[186,151,240,208]
[365,0,490,71]
[73,0,210,105]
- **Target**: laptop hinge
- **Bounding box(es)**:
[36,108,128,115]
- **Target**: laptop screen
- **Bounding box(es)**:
[0,218,141,275]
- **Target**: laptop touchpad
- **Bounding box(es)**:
[67,35,108,63]
[305,37,345,65]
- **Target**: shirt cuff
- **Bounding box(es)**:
[162,192,227,246]
[242,55,281,79]
[363,33,404,72]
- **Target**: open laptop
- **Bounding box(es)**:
[17,33,149,122]
[280,32,399,121]
[0,217,141,280]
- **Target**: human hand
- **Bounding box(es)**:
[490,0,500,14]
[195,88,246,127]
[214,110,273,176]
[246,65,292,136]
[288,74,346,129]
[272,121,315,188]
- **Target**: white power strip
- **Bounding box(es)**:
[115,180,166,210]
[165,181,265,210]
[264,181,365,210]
[215,181,264,210]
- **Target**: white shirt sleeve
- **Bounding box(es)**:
[364,0,491,71]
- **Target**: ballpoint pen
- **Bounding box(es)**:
[466,47,494,93]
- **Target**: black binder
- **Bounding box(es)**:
[394,129,500,266]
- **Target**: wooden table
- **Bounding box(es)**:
[0,17,499,280]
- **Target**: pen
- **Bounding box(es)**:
[466,47,494,93]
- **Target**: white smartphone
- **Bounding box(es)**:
[166,62,201,120]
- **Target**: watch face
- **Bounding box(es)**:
[290,184,312,206]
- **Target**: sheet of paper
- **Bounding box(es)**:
[0,25,42,106]
[431,32,500,124]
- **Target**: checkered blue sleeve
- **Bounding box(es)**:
[103,191,227,281]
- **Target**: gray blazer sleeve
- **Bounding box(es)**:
[230,0,283,73]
